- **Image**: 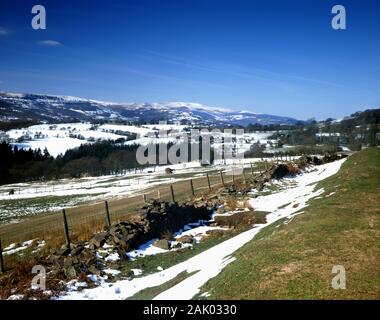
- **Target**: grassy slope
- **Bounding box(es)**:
[199,148,380,299]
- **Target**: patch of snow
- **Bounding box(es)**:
[7,294,24,300]
[126,239,169,259]
[3,239,35,255]
[174,225,227,243]
[105,252,120,262]
[66,280,88,292]
[130,269,143,276]
[200,291,211,298]
[103,269,121,276]
[3,243,16,251]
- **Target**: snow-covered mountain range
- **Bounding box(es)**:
[0,92,301,126]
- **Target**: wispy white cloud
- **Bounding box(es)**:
[143,51,352,90]
[0,27,9,36]
[37,40,62,47]
[118,65,229,90]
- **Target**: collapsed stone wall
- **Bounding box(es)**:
[89,200,214,252]
[47,199,217,278]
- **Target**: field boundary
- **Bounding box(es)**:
[0,159,277,250]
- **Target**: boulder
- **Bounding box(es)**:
[216,206,225,214]
[88,265,102,276]
[256,181,264,191]
[64,266,79,278]
[71,244,85,256]
[153,239,170,250]
[176,235,194,244]
[89,232,107,249]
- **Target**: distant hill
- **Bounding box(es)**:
[341,109,380,126]
[0,92,302,126]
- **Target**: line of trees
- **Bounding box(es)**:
[0,139,218,185]
[0,141,144,184]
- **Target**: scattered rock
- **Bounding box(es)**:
[64,266,79,278]
[216,206,225,214]
[170,242,182,249]
[71,244,85,256]
[88,265,102,276]
[153,239,170,250]
[57,246,71,257]
[206,229,226,237]
[89,232,107,249]
[176,235,194,244]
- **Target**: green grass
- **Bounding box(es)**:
[198,148,380,299]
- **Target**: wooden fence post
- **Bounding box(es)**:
[143,194,147,203]
[206,173,211,191]
[104,200,111,227]
[62,209,70,249]
[250,163,254,175]
[0,238,4,274]
[232,170,235,184]
[157,189,161,199]
[190,179,195,196]
[220,170,225,186]
[242,166,246,181]
[170,184,176,203]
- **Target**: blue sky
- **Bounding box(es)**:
[0,0,379,119]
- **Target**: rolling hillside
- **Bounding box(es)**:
[198,148,380,299]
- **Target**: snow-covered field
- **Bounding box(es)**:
[3,122,277,157]
[0,121,285,224]
[57,158,346,300]
[5,123,160,157]
[0,158,269,223]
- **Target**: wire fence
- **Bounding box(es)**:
[0,159,283,270]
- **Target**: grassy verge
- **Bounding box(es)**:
[198,148,380,299]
